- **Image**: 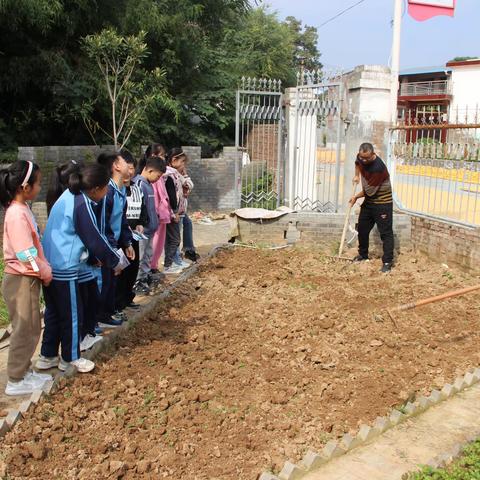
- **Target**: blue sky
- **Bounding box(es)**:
[264,0,479,70]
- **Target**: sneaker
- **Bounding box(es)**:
[381,262,392,273]
[127,302,141,310]
[5,375,47,396]
[353,255,369,262]
[80,334,103,352]
[134,281,150,296]
[112,311,127,322]
[26,370,53,382]
[36,355,60,370]
[163,264,183,274]
[184,250,200,262]
[58,357,95,373]
[95,324,104,335]
[149,270,166,283]
[98,317,123,328]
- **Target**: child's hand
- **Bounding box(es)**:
[113,266,123,276]
[125,246,135,260]
[136,225,144,234]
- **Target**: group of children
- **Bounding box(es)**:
[1,144,199,395]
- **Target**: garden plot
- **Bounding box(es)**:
[2,248,480,480]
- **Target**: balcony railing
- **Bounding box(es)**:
[399,80,451,97]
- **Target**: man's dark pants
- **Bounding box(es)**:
[357,202,394,264]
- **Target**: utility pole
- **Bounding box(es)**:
[390,0,403,125]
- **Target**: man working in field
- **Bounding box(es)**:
[349,143,394,273]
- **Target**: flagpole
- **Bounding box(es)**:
[390,0,403,125]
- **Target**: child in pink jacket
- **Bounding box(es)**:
[150,175,172,272]
[0,161,53,396]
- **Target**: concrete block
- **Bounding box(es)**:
[426,456,442,469]
[278,461,305,480]
[0,419,10,437]
[372,416,390,433]
[404,402,417,415]
[438,452,454,466]
[428,390,443,405]
[339,433,362,451]
[441,384,456,399]
[464,372,476,387]
[418,396,434,412]
[18,399,33,416]
[322,441,346,459]
[30,389,44,404]
[259,473,282,480]
[42,380,55,395]
[450,444,462,457]
[454,377,467,392]
[300,450,327,470]
[5,410,21,428]
[0,328,9,341]
[389,409,405,426]
[357,424,377,442]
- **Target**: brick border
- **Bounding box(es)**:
[259,368,480,480]
[0,244,232,440]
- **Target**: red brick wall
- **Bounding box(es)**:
[411,216,480,272]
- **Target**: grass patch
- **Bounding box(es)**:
[406,438,480,479]
[0,259,8,327]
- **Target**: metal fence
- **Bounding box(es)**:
[399,80,451,97]
[235,77,284,209]
[389,107,480,226]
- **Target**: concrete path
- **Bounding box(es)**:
[0,219,230,419]
[303,383,480,480]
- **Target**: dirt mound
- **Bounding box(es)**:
[2,249,480,479]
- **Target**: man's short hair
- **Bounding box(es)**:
[359,143,374,153]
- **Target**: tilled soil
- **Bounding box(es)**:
[2,248,480,480]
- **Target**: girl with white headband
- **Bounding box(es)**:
[0,160,53,396]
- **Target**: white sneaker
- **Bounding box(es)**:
[58,357,95,373]
[80,334,103,352]
[36,355,60,370]
[26,371,53,382]
[174,260,190,269]
[5,375,46,396]
[164,264,183,274]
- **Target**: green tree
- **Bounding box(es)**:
[284,16,322,72]
[0,1,321,155]
[82,28,176,149]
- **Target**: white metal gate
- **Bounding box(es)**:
[235,77,284,209]
[235,70,345,211]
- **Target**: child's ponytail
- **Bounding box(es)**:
[68,171,83,195]
[68,164,110,194]
[46,160,83,214]
[0,161,40,208]
[0,169,12,208]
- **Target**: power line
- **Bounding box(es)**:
[318,0,368,29]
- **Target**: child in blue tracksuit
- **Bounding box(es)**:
[133,156,166,290]
[37,164,122,373]
[97,152,134,327]
[45,160,103,352]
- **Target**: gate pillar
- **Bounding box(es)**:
[343,65,393,210]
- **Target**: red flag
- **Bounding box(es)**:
[408,0,456,21]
